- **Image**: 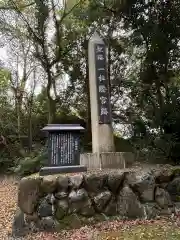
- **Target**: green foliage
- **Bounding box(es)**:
[1,0,180,170]
[114,136,133,152]
[0,157,15,173]
[14,148,48,176]
[0,68,10,88]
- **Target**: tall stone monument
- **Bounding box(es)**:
[80,32,132,169]
[88,32,115,154]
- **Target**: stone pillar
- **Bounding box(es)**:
[88,32,115,156]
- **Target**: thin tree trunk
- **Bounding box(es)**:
[16,97,21,141]
[48,98,56,124]
[27,96,33,153]
[28,111,32,152]
[46,69,57,124]
[155,77,164,134]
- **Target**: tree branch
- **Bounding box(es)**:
[50,0,85,66]
[9,0,43,46]
[0,2,35,10]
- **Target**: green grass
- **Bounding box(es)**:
[97,223,180,240]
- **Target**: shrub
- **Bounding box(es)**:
[14,149,48,176]
[0,157,15,173]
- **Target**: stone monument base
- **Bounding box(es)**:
[39,165,87,176]
[80,152,134,169]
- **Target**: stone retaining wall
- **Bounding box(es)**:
[13,167,180,236]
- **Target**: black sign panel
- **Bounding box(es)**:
[48,132,80,166]
[94,43,111,124]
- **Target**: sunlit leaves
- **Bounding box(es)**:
[0,0,35,11]
[0,68,11,90]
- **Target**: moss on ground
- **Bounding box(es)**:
[97,223,180,240]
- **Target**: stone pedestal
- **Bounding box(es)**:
[80,152,134,169]
[39,166,87,176]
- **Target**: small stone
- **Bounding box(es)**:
[41,178,57,193]
[68,214,82,228]
[54,191,68,199]
[51,194,56,204]
[175,202,180,215]
[172,168,180,178]
[69,175,84,189]
[94,213,108,222]
[117,185,145,219]
[59,214,82,229]
[68,189,95,217]
[84,174,107,195]
[12,208,27,237]
[57,176,69,191]
[38,216,56,232]
[55,199,69,220]
[46,194,53,204]
[94,191,112,212]
[166,177,180,201]
[104,196,118,216]
[159,182,168,189]
[38,197,53,217]
[155,169,173,183]
[155,187,173,208]
[80,199,95,217]
[160,208,173,216]
[107,173,124,194]
[127,172,155,202]
[69,189,88,202]
[143,203,160,219]
[25,212,39,223]
[141,188,155,202]
[18,177,42,214]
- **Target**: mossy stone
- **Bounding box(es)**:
[172,168,180,178]
[175,195,180,201]
[57,214,82,230]
[54,200,68,220]
[94,213,108,222]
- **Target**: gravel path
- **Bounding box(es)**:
[0,176,18,240]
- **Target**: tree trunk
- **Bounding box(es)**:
[27,103,33,152]
[46,70,57,124]
[155,77,163,133]
[16,97,22,142]
[28,116,32,152]
[48,97,56,124]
